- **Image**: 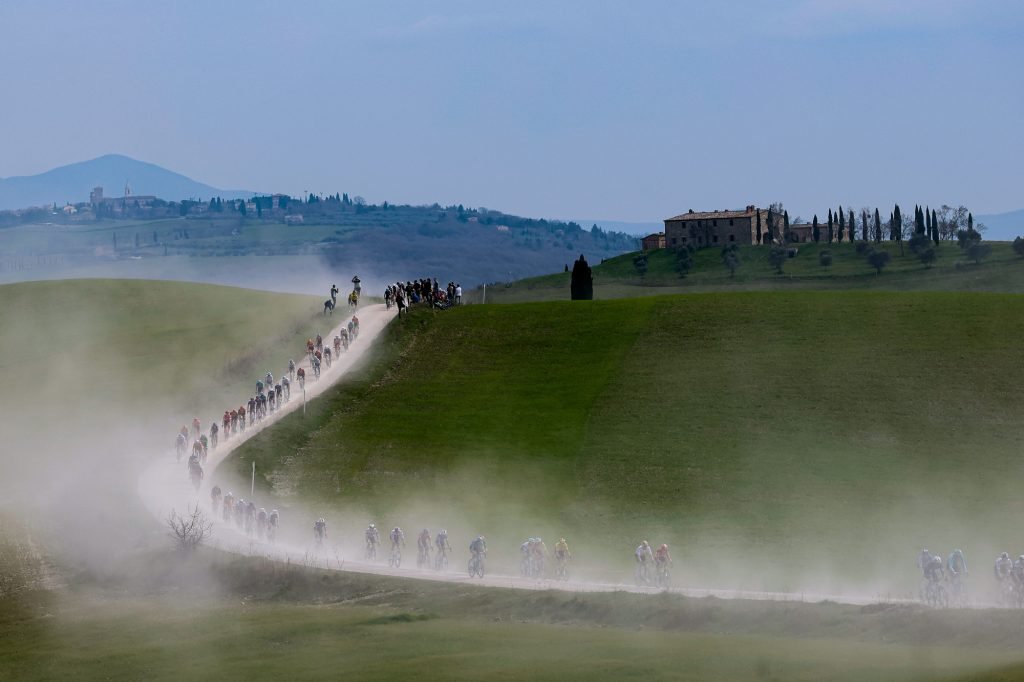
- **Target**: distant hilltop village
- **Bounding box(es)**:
[643,205,856,250]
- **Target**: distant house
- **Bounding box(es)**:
[284,214,304,225]
[664,205,785,248]
[641,232,666,250]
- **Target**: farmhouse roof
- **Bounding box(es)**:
[665,205,764,222]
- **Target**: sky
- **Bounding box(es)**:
[0,0,1021,222]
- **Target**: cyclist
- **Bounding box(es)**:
[268,510,279,541]
[917,548,932,574]
[435,529,452,556]
[554,537,571,563]
[994,552,1013,582]
[947,549,968,579]
[222,491,234,522]
[470,535,487,558]
[282,375,290,401]
[390,526,406,550]
[417,529,432,566]
[245,501,257,536]
[265,371,274,389]
[314,518,327,544]
[520,538,533,575]
[531,537,547,576]
[191,417,201,439]
[1013,555,1024,588]
[256,508,268,539]
[365,523,380,553]
[296,367,306,388]
[256,379,264,396]
[210,485,222,512]
[234,498,246,528]
[635,541,654,571]
[175,431,187,460]
[288,358,296,380]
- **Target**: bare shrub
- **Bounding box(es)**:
[166,505,213,551]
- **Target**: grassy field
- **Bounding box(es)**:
[4,552,1024,682]
[467,241,1024,303]
[229,293,1024,594]
[0,279,325,441]
[0,279,327,576]
[5,279,1024,679]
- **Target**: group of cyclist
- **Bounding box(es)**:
[990,551,1024,607]
[634,541,672,587]
[310,522,488,577]
[916,548,970,607]
[173,309,363,487]
[211,485,280,542]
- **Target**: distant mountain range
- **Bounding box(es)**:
[977,209,1024,241]
[0,154,253,210]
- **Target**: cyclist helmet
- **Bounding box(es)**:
[1003,552,1010,560]
[660,544,668,551]
[440,529,447,535]
[369,523,375,529]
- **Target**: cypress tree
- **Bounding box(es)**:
[862,209,869,242]
[892,204,902,241]
[828,209,834,243]
[931,209,939,244]
[849,209,856,242]
[812,215,820,243]
[756,210,763,244]
[838,206,845,243]
[570,254,594,300]
[874,208,882,242]
[783,210,790,244]
[968,212,975,235]
[766,207,775,243]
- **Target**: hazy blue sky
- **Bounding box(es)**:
[1,0,1021,221]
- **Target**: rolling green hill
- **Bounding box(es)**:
[230,293,1024,593]
[467,241,1024,303]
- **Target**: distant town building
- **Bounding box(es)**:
[641,232,666,250]
[90,186,104,205]
[663,206,785,248]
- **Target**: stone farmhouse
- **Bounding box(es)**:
[663,206,785,249]
[640,232,666,250]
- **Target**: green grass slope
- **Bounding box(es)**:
[0,279,323,421]
[232,293,1024,593]
[470,242,1024,303]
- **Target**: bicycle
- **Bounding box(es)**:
[655,561,672,589]
[555,555,569,581]
[634,560,652,586]
[434,548,449,571]
[923,579,948,608]
[948,573,968,607]
[365,541,377,561]
[389,545,402,568]
[417,546,430,569]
